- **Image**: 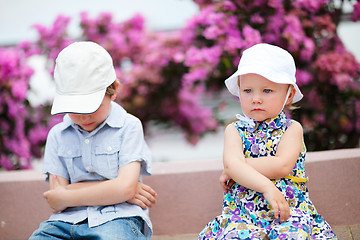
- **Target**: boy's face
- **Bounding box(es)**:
[239,73,292,122]
[68,95,112,132]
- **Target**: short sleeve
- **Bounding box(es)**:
[42,126,70,181]
[118,117,152,176]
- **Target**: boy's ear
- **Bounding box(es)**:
[111,80,120,101]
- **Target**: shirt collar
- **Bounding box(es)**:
[105,101,127,128]
[240,111,289,132]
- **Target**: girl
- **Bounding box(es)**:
[199,43,337,239]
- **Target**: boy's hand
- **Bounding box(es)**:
[43,175,69,213]
[262,184,290,222]
[219,170,235,193]
[127,182,157,209]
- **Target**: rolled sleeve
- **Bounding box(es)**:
[118,117,152,176]
[42,127,70,181]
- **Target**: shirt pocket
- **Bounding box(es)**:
[57,146,81,182]
[94,142,120,179]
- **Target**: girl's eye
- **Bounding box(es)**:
[244,89,252,93]
[264,89,272,93]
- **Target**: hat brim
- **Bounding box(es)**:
[51,89,106,115]
[225,69,303,103]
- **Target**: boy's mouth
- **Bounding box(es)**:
[82,122,94,127]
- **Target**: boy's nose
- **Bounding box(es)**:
[79,114,91,121]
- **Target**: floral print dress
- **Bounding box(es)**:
[198,112,337,240]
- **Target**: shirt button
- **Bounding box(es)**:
[107,146,112,151]
[67,150,72,155]
[86,166,92,172]
[84,139,90,144]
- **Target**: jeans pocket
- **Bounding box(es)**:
[126,217,145,236]
[95,217,146,240]
[29,221,70,240]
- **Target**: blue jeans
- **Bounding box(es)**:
[29,217,146,240]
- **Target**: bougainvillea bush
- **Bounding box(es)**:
[0,47,57,170]
[184,0,360,150]
[1,0,360,169]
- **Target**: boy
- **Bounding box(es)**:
[30,41,156,239]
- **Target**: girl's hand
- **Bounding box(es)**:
[127,182,157,209]
[43,175,69,213]
[262,184,290,222]
[219,170,235,193]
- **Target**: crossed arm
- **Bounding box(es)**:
[43,161,157,213]
[221,121,303,222]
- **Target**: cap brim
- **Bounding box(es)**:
[51,89,106,115]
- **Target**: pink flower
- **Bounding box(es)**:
[242,25,262,48]
[28,124,49,145]
[184,46,222,77]
[11,79,28,101]
[223,0,236,11]
[293,0,329,13]
[0,155,13,170]
[224,30,244,54]
[250,13,265,25]
[17,41,41,57]
[352,2,360,21]
[333,73,353,90]
[300,37,315,61]
[296,69,314,86]
[283,15,305,52]
[182,68,209,87]
[204,25,224,40]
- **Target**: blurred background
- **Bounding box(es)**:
[1,0,360,170]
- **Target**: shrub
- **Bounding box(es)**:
[1,0,359,169]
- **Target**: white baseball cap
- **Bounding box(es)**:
[225,43,303,103]
[51,41,117,115]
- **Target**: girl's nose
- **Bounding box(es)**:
[252,94,262,104]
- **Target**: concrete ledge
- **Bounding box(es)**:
[0,148,359,239]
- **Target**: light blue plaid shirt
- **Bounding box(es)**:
[42,102,153,238]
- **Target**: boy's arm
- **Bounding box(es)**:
[47,174,156,210]
[127,182,157,209]
[245,121,303,179]
[44,161,141,213]
[49,174,69,189]
[223,124,290,222]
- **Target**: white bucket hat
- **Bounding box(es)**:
[51,41,117,115]
[225,43,303,103]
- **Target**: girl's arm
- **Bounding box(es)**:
[245,121,303,179]
[223,124,290,222]
[44,161,144,213]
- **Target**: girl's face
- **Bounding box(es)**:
[239,73,293,122]
[69,94,113,132]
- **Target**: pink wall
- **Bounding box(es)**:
[0,148,359,239]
